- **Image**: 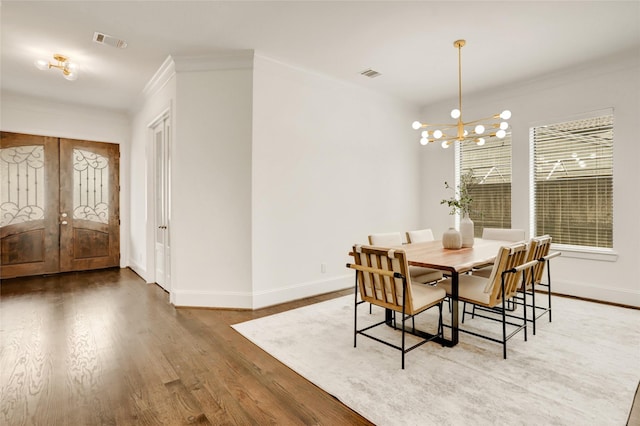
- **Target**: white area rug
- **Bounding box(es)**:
[233,295,640,425]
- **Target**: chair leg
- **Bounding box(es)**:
[438,302,444,340]
[401,315,406,370]
[501,276,508,359]
[502,296,507,359]
[531,284,537,336]
[401,279,407,370]
[547,262,553,322]
[354,276,358,348]
[462,302,467,323]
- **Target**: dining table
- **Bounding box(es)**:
[390,238,514,347]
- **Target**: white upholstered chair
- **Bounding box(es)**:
[436,242,536,358]
[405,228,435,243]
[368,232,442,284]
[348,244,446,369]
[473,228,527,278]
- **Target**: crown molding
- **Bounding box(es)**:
[172,50,254,72]
[142,55,176,100]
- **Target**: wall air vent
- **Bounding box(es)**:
[93,32,128,49]
[360,69,381,78]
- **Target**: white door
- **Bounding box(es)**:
[153,116,171,291]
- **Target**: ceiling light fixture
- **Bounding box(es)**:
[412,40,511,148]
[35,54,79,81]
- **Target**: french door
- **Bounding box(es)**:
[152,115,171,292]
[0,132,120,278]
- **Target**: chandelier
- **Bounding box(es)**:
[35,54,79,81]
[412,40,510,148]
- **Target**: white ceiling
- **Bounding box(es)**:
[2,1,639,114]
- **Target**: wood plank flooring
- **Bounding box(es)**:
[0,268,373,425]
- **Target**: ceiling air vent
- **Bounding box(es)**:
[93,32,128,49]
[360,69,381,78]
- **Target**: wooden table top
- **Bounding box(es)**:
[395,238,514,274]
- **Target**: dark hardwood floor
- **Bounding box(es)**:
[0,268,373,425]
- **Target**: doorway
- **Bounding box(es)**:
[151,114,171,292]
[0,132,120,278]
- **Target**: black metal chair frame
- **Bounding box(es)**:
[510,251,560,334]
[459,259,538,359]
[349,264,444,369]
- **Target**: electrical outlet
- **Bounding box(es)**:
[321,263,327,273]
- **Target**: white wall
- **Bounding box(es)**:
[0,90,131,267]
[419,49,640,307]
[251,55,422,308]
[169,63,254,308]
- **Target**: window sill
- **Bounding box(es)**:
[551,244,618,262]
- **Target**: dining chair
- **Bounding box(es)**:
[369,232,443,284]
[405,228,451,311]
[405,228,435,243]
[515,235,561,335]
[472,228,527,278]
[435,242,537,359]
[347,244,446,369]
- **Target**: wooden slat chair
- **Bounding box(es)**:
[347,244,446,369]
[406,228,452,312]
[369,232,443,284]
[436,242,538,359]
[516,235,561,335]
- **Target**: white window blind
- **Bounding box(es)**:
[460,134,512,237]
[531,113,613,248]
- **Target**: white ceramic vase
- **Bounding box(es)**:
[460,213,475,248]
[442,227,462,249]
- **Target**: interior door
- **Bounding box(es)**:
[0,133,60,277]
[59,139,120,272]
[0,132,120,278]
[153,117,171,291]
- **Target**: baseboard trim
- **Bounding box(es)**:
[553,279,640,308]
[252,275,352,309]
[170,275,353,310]
[127,261,148,282]
[172,289,253,309]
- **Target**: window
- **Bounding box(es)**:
[459,133,512,237]
[530,112,613,249]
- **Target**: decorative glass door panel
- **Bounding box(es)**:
[73,149,110,224]
[0,133,59,277]
[0,132,119,278]
[0,145,45,226]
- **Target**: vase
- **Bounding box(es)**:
[442,228,462,249]
[460,213,475,248]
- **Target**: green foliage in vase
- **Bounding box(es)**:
[440,171,476,216]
